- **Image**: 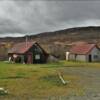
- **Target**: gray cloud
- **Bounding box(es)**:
[0,0,100,37]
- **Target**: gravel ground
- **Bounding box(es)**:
[59,67,100,100]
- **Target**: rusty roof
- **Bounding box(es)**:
[70,43,98,55]
[8,42,36,54]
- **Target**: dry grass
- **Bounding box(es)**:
[0,61,100,99]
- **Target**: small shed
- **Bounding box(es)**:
[66,43,100,62]
[8,42,48,64]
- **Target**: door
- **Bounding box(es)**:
[27,53,33,64]
[89,55,92,62]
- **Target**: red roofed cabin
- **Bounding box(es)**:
[8,42,48,64]
[66,43,100,62]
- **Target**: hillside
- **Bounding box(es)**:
[0,26,100,59]
[1,26,100,43]
[32,26,100,43]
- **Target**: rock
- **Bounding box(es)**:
[0,88,8,95]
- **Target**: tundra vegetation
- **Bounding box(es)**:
[0,61,100,100]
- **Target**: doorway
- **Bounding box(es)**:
[89,55,92,62]
[27,53,33,64]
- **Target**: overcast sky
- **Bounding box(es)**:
[0,0,100,37]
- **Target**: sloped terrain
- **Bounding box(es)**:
[1,26,100,59]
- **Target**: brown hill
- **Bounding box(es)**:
[0,26,100,60]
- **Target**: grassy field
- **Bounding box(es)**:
[0,61,100,100]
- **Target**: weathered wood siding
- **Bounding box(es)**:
[67,47,100,62]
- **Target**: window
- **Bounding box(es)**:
[94,55,98,59]
[35,54,40,60]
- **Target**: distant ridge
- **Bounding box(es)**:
[0,26,100,43]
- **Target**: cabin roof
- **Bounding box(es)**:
[8,42,37,54]
[69,43,98,55]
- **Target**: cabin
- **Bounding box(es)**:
[8,42,48,64]
[66,43,100,62]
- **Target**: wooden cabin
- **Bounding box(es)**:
[8,42,48,64]
[66,43,100,62]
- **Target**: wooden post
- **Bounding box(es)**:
[25,35,28,48]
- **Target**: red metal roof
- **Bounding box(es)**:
[70,43,97,55]
[8,42,36,54]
